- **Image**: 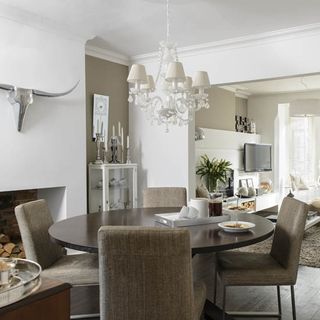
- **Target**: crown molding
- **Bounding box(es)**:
[85,45,130,66]
[131,22,320,63]
[220,86,251,99]
[0,3,93,44]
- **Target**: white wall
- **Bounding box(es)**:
[0,17,88,220]
[131,31,320,201]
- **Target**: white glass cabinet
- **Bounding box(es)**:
[88,163,138,213]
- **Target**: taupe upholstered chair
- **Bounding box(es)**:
[215,197,309,320]
[15,199,98,286]
[98,226,207,320]
[143,187,187,208]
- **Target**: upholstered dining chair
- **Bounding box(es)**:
[15,199,99,286]
[143,187,187,208]
[98,226,207,320]
[215,196,309,320]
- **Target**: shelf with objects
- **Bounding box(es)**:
[89,118,137,213]
[88,163,138,213]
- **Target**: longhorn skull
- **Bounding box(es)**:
[0,81,79,131]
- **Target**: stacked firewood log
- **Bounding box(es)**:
[0,233,25,258]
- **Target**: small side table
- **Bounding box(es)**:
[0,278,71,320]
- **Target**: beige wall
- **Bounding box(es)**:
[85,55,128,164]
[195,87,236,130]
[235,96,248,117]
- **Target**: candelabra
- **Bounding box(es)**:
[94,133,104,164]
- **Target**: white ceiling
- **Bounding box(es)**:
[1,0,320,57]
[220,74,320,96]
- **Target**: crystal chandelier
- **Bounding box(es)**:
[127,0,210,131]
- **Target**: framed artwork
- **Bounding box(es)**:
[239,179,248,187]
[247,178,254,188]
[93,94,109,140]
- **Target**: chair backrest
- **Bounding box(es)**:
[270,197,309,282]
[15,199,63,269]
[143,187,187,208]
[98,226,195,320]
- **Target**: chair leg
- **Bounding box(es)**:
[290,285,296,320]
[213,268,217,304]
[222,286,226,320]
[277,286,282,317]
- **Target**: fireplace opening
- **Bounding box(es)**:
[0,189,38,258]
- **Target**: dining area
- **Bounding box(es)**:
[0,187,307,320]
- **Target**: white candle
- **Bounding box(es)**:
[104,130,108,149]
[118,121,121,137]
[121,127,124,146]
[100,122,104,136]
[96,119,100,135]
[112,125,115,137]
[127,135,130,148]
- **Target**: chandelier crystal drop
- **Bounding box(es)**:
[127,0,210,132]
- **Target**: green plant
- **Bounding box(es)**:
[196,155,232,192]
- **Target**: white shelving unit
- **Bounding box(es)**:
[224,192,279,213]
[88,163,138,213]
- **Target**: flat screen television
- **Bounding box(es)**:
[244,143,272,172]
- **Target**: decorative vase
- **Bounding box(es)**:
[207,177,218,193]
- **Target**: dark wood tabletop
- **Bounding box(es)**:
[49,207,274,254]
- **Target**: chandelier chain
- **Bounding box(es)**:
[166,0,170,42]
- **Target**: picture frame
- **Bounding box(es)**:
[247,178,254,188]
[239,179,248,188]
[93,94,109,141]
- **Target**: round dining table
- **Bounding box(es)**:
[49,207,274,320]
[49,207,274,255]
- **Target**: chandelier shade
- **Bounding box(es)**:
[165,62,186,83]
[127,64,147,84]
[127,0,211,131]
[193,71,210,88]
[141,75,155,91]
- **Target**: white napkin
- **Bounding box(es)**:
[179,206,199,219]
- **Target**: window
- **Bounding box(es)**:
[289,117,315,185]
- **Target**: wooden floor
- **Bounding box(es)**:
[193,253,320,320]
[79,254,320,320]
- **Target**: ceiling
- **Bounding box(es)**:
[1,0,320,57]
[220,74,320,96]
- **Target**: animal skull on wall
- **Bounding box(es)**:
[0,81,79,131]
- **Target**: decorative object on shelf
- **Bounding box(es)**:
[196,155,232,192]
[93,94,109,140]
[0,81,79,132]
[259,179,273,193]
[246,178,254,188]
[109,135,120,163]
[247,186,256,197]
[235,115,256,134]
[106,122,125,163]
[238,186,249,197]
[94,133,104,164]
[239,179,248,187]
[127,0,210,132]
[195,127,205,141]
[250,119,256,133]
[126,135,131,163]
